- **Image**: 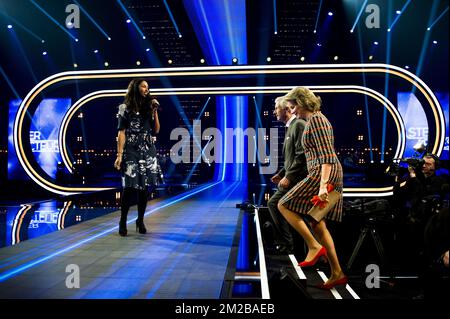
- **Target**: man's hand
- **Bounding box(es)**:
[271,174,281,184]
[279,177,290,188]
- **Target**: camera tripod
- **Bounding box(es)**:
[347,215,389,271]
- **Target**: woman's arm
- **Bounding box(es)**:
[149,98,160,134]
[318,163,332,199]
[114,129,126,170]
[152,104,160,134]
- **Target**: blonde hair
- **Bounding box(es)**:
[284,87,322,112]
[274,96,288,110]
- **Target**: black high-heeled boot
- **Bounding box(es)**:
[119,218,127,236]
[136,219,147,234]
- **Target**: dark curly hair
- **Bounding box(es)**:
[123,79,152,116]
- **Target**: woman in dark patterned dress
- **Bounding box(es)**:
[278,87,347,289]
[114,79,160,236]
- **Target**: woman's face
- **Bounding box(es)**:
[286,100,304,118]
[138,81,149,97]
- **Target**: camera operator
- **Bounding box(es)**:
[393,154,446,222]
[392,154,447,269]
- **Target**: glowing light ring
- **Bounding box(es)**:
[15,64,444,195]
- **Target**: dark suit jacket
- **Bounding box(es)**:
[277,117,307,184]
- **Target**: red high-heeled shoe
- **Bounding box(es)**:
[298,246,327,267]
[316,276,348,290]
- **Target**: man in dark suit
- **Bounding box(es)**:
[267,96,307,254]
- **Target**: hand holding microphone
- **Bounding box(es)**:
[145,92,160,111]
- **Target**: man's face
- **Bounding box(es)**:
[273,104,288,122]
[422,157,436,177]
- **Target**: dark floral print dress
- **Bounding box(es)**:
[117,104,158,190]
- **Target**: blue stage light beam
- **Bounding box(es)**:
[72,0,111,40]
[116,0,147,39]
[196,97,211,120]
[273,0,277,34]
[427,6,448,30]
[387,0,412,32]
[184,0,248,182]
[414,1,442,83]
[29,0,78,42]
[313,0,323,33]
[163,0,182,38]
[6,27,38,85]
[357,26,374,162]
[381,2,393,163]
[350,0,368,33]
[0,11,45,43]
[0,65,21,99]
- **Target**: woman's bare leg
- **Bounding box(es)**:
[277,203,322,261]
[312,220,346,283]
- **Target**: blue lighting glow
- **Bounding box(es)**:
[388,0,412,32]
[350,0,368,32]
[184,0,248,182]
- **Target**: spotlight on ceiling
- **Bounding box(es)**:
[178,34,182,38]
[374,41,379,45]
[274,31,277,35]
[126,19,131,24]
[368,55,373,60]
[94,49,98,53]
[405,65,410,69]
[266,57,271,62]
[136,61,141,66]
[108,37,111,41]
[104,62,109,67]
[146,48,150,52]
[200,58,205,64]
[168,59,173,64]
[142,36,146,39]
[42,51,47,56]
[328,12,333,16]
[387,28,391,32]
[300,56,305,62]
[73,63,78,68]
[433,40,438,44]
[232,57,238,65]
[333,56,338,61]
[7,24,13,29]
[396,10,401,15]
[75,38,79,42]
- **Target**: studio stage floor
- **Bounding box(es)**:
[0,182,244,298]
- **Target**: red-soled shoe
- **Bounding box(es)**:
[298,246,327,268]
[316,276,348,290]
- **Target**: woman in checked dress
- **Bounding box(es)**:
[277,87,347,289]
[114,79,160,236]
